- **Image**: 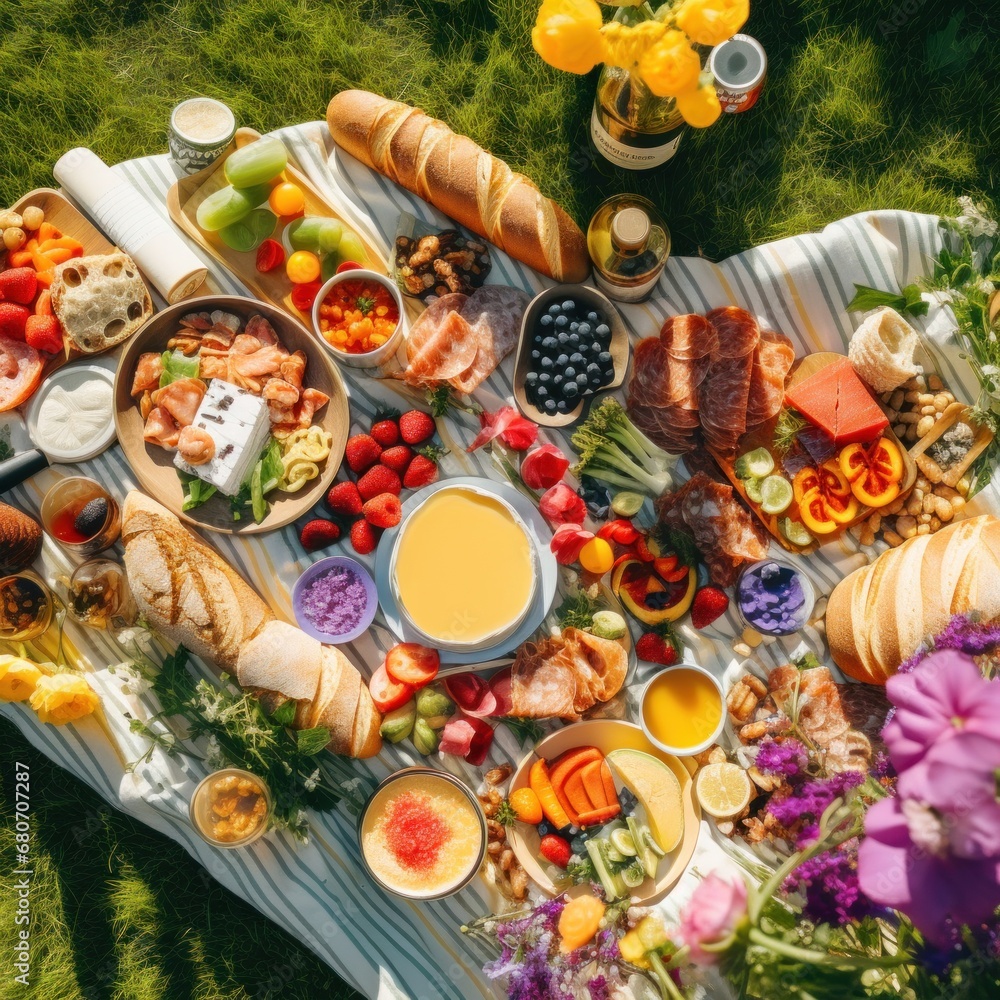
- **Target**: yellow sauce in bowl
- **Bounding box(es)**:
[392,487,535,647]
[642,667,724,753]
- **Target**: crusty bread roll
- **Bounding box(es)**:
[121,492,381,758]
[848,307,922,393]
[827,514,1000,684]
[327,90,590,283]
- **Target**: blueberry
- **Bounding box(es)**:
[577,374,591,391]
[535,385,549,401]
[596,323,611,340]
[599,369,614,387]
[587,310,599,323]
[561,299,576,311]
[570,321,580,332]
[539,313,553,327]
[569,352,585,366]
[587,362,602,378]
[543,399,557,413]
[556,399,571,413]
[530,348,541,361]
[567,332,580,348]
[554,314,569,329]
[577,322,592,338]
[525,371,539,387]
[547,303,561,316]
[538,372,551,385]
[552,373,564,387]
[598,351,613,366]
[541,336,558,352]
[564,366,577,379]
[590,340,603,356]
[74,498,108,538]
[557,331,570,346]
[540,356,554,370]
[563,381,579,399]
[555,353,569,367]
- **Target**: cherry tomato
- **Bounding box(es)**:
[384,643,440,687]
[255,238,285,273]
[268,182,305,217]
[290,280,322,312]
[336,260,364,273]
[286,250,321,284]
[369,662,414,712]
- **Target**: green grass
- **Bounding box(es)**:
[0,1,997,998]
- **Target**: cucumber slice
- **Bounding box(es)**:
[606,846,625,864]
[781,517,814,548]
[734,447,774,480]
[743,477,764,504]
[611,491,645,517]
[626,817,660,878]
[610,828,637,857]
[760,475,793,515]
[644,829,667,858]
[622,861,646,888]
[585,839,624,901]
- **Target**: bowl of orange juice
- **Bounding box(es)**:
[639,663,726,756]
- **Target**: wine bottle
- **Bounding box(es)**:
[589,5,687,171]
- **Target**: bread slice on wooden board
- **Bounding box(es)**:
[327,90,590,283]
[122,492,382,758]
[50,252,152,354]
[827,514,1000,683]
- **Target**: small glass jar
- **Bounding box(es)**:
[587,194,670,303]
[190,768,272,849]
[67,558,135,631]
[169,97,237,174]
[0,571,53,641]
[40,477,121,557]
[735,559,816,637]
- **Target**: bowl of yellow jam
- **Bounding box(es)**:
[389,484,538,653]
[639,663,726,757]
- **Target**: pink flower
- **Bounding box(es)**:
[883,649,1000,772]
[539,483,588,526]
[676,874,748,964]
[550,523,594,565]
[439,712,495,765]
[467,406,539,452]
[520,444,570,490]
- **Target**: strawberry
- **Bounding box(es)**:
[326,480,363,517]
[299,518,340,552]
[357,464,401,501]
[539,834,572,869]
[345,433,382,474]
[0,302,30,340]
[362,492,402,529]
[0,267,37,305]
[402,450,441,489]
[256,238,285,273]
[349,518,380,555]
[24,314,62,354]
[635,631,678,666]
[691,586,729,629]
[398,409,435,445]
[369,412,400,447]
[34,289,52,316]
[379,445,413,474]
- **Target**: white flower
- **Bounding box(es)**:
[955,196,998,238]
[304,768,320,792]
[204,735,225,770]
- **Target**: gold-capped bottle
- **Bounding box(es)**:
[588,194,670,303]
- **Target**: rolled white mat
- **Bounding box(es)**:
[53,147,207,303]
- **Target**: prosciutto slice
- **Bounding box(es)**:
[450,286,530,393]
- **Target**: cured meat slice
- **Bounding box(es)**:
[404,292,468,364]
[395,292,479,384]
[0,338,43,412]
[131,352,164,397]
[450,286,530,394]
[660,313,717,360]
[628,338,674,407]
[706,306,760,359]
[701,352,754,453]
[142,406,180,449]
[745,329,794,427]
[149,377,207,428]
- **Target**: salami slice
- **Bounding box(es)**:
[0,337,43,412]
[403,292,468,364]
[660,313,717,361]
[706,306,760,360]
[450,286,531,394]
[745,329,795,427]
[701,352,754,453]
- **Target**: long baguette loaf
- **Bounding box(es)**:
[327,90,590,283]
[826,514,1000,684]
[121,492,382,758]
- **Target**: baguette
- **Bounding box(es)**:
[827,514,1000,684]
[121,492,382,758]
[327,90,590,283]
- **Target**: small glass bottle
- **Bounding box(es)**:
[587,194,670,303]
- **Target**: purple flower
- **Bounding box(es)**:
[588,975,610,1000]
[754,737,808,777]
[884,650,1000,772]
[596,928,619,965]
[899,613,1000,674]
[788,844,875,926]
[766,771,864,828]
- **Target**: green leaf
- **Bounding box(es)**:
[296,727,330,756]
[271,700,295,726]
[159,349,200,388]
[218,209,277,252]
[500,717,544,747]
[845,282,927,318]
[178,472,218,511]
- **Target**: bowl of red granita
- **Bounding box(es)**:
[292,555,378,644]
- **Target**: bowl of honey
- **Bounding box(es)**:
[40,477,121,557]
[639,662,726,757]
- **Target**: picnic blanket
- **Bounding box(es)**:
[3,121,997,1000]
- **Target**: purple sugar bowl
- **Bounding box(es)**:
[292,555,378,644]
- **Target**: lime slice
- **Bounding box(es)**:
[743,477,763,504]
[734,447,774,480]
[781,517,813,547]
[695,762,752,819]
[610,827,637,857]
[622,863,646,888]
[611,491,645,517]
[760,475,793,514]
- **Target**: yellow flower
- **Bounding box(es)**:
[638,29,701,97]
[532,0,606,75]
[674,0,749,47]
[676,82,723,127]
[0,656,42,702]
[601,20,668,71]
[29,673,100,726]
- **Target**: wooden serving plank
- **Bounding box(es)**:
[709,351,916,553]
[166,129,388,325]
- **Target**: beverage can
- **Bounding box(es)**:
[709,34,767,114]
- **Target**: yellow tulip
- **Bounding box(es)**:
[676,82,723,127]
[601,20,667,71]
[638,29,701,97]
[0,655,42,703]
[29,673,100,726]
[532,0,606,75]
[674,0,749,47]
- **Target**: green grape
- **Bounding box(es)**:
[288,216,343,254]
[223,136,288,187]
[196,183,271,232]
[218,209,276,252]
[337,228,368,265]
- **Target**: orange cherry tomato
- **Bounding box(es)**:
[818,459,858,522]
[852,474,901,508]
[839,438,904,508]
[268,182,305,217]
[286,250,321,284]
[793,466,821,503]
[798,488,840,535]
[839,443,868,483]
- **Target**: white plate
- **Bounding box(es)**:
[25,363,117,463]
[374,476,557,664]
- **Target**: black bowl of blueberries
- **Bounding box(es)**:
[513,284,628,427]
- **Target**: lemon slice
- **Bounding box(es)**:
[611,491,645,517]
[695,762,752,819]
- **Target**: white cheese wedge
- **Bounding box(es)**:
[174,380,272,496]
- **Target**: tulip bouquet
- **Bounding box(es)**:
[531,0,750,128]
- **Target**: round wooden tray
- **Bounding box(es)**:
[113,295,348,534]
